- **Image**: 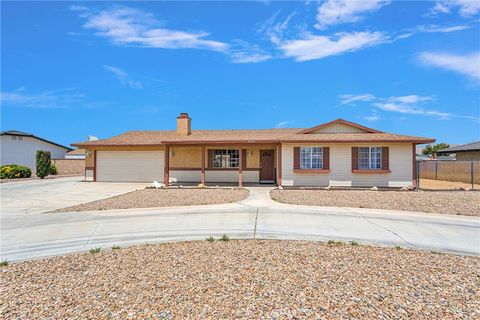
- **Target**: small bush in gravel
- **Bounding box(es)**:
[112,245,120,250]
[395,246,402,250]
[350,240,359,246]
[89,247,101,254]
[327,240,342,246]
[220,234,230,242]
[0,260,8,267]
[206,236,215,242]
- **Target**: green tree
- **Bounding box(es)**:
[422,143,450,155]
[36,150,52,179]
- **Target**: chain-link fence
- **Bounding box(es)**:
[418,160,479,190]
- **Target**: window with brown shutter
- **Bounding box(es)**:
[293,147,300,170]
[351,147,359,170]
[352,146,391,174]
[381,147,389,170]
[323,147,330,170]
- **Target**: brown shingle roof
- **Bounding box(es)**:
[72,128,434,147]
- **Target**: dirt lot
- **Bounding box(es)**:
[55,188,249,212]
[420,178,480,190]
[271,189,480,216]
[1,240,478,319]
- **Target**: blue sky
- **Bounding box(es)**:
[2,1,479,147]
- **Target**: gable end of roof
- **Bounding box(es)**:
[298,119,382,134]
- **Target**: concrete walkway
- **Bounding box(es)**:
[1,184,479,261]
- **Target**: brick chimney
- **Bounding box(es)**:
[176,112,191,136]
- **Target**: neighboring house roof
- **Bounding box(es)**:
[437,141,480,154]
[72,118,435,147]
[1,130,72,151]
[66,148,85,155]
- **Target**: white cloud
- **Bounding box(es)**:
[416,24,470,33]
[229,41,272,64]
[418,52,480,80]
[76,6,228,52]
[280,31,386,62]
[315,0,390,29]
[374,102,456,119]
[430,0,480,17]
[275,120,291,128]
[103,65,143,89]
[363,115,381,121]
[340,93,376,105]
[0,89,84,109]
[230,51,272,64]
[341,93,478,121]
[387,95,434,104]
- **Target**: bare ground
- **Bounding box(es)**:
[1,240,478,319]
[55,188,249,212]
[420,178,480,190]
[271,189,480,216]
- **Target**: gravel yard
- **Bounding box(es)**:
[55,188,249,212]
[1,240,478,319]
[271,189,480,216]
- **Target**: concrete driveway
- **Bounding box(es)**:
[1,176,148,216]
[1,181,479,261]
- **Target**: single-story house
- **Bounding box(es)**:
[72,113,435,188]
[436,141,480,161]
[1,130,72,170]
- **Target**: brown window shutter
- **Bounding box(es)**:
[208,150,214,168]
[351,147,359,170]
[294,147,300,169]
[323,147,330,170]
[242,149,247,169]
[381,147,389,170]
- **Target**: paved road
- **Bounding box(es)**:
[1,178,479,261]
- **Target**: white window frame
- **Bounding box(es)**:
[300,147,323,169]
[213,149,239,168]
[359,147,382,170]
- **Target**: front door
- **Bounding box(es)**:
[260,150,275,183]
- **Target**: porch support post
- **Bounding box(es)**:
[164,145,170,187]
[201,145,206,186]
[277,144,282,187]
[412,143,417,190]
[238,147,243,187]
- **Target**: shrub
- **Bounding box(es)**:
[89,247,101,254]
[111,245,120,250]
[327,240,342,246]
[0,164,32,179]
[36,150,51,179]
[350,240,359,246]
[206,236,215,242]
[0,260,8,267]
[49,163,58,175]
[220,234,230,242]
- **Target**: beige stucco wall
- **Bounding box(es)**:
[281,143,414,187]
[170,147,201,167]
[456,151,480,161]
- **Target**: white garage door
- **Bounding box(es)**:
[96,151,164,182]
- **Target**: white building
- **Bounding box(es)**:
[1,130,72,171]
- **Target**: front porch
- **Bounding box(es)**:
[163,144,283,187]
